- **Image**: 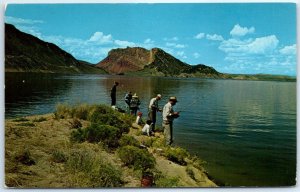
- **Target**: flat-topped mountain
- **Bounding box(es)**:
[96,47,221,77]
[5,23,106,74]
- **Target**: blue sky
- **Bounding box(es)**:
[5,3,297,75]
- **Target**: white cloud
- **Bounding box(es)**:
[279,44,296,55]
[114,40,136,47]
[194,33,205,39]
[88,32,113,44]
[5,16,44,25]
[166,42,186,48]
[206,34,224,41]
[230,24,255,37]
[144,38,154,44]
[163,37,178,41]
[193,52,200,59]
[219,35,279,55]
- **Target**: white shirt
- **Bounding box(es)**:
[142,124,151,136]
[163,102,174,121]
[135,116,142,125]
[149,98,158,110]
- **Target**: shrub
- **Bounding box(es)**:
[89,162,123,187]
[88,106,130,134]
[117,146,156,171]
[72,104,90,120]
[15,149,35,166]
[66,148,95,173]
[52,150,67,163]
[86,124,121,148]
[66,148,123,187]
[69,118,82,129]
[153,170,179,187]
[163,147,189,165]
[119,135,140,147]
[186,166,196,181]
[70,128,88,143]
[55,103,73,119]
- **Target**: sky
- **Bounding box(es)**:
[4,2,297,75]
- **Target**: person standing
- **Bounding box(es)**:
[130,93,141,116]
[148,94,162,131]
[162,96,179,146]
[110,81,119,106]
[124,91,132,107]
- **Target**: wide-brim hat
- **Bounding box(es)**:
[169,96,178,102]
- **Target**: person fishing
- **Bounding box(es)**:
[148,94,162,132]
[110,81,119,106]
[162,96,180,146]
[129,93,141,116]
[124,91,132,108]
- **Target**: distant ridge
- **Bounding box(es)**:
[5,23,106,74]
[96,47,221,77]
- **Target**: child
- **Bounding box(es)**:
[135,112,144,125]
[142,120,153,136]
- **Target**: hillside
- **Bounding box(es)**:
[5,23,106,74]
[5,104,217,188]
[97,47,221,77]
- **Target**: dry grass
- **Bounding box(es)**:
[5,104,217,188]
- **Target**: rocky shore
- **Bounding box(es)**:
[5,104,217,188]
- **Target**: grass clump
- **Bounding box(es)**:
[13,117,29,122]
[153,170,180,187]
[71,124,122,149]
[32,117,47,122]
[69,118,82,129]
[66,148,123,187]
[163,147,189,165]
[14,149,35,166]
[17,122,35,127]
[51,150,67,163]
[117,146,156,171]
[119,135,140,147]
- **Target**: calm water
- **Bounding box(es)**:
[5,73,296,186]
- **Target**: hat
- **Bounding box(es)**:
[133,93,139,98]
[137,111,143,116]
[157,94,162,98]
[169,96,178,102]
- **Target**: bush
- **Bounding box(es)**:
[69,118,82,129]
[72,104,91,120]
[55,103,73,119]
[163,147,189,165]
[52,150,67,163]
[17,122,35,127]
[117,146,156,171]
[89,162,123,187]
[66,148,123,187]
[70,128,88,143]
[153,170,179,187]
[119,135,140,147]
[88,106,130,134]
[15,149,35,166]
[86,124,121,148]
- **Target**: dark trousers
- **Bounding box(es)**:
[148,110,157,131]
[111,94,116,106]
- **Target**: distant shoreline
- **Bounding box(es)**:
[4,71,296,82]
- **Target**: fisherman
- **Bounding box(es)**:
[130,93,141,116]
[162,96,180,146]
[110,81,119,106]
[148,94,162,131]
[124,91,132,108]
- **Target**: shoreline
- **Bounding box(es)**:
[5,104,217,188]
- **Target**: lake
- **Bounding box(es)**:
[5,72,296,186]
